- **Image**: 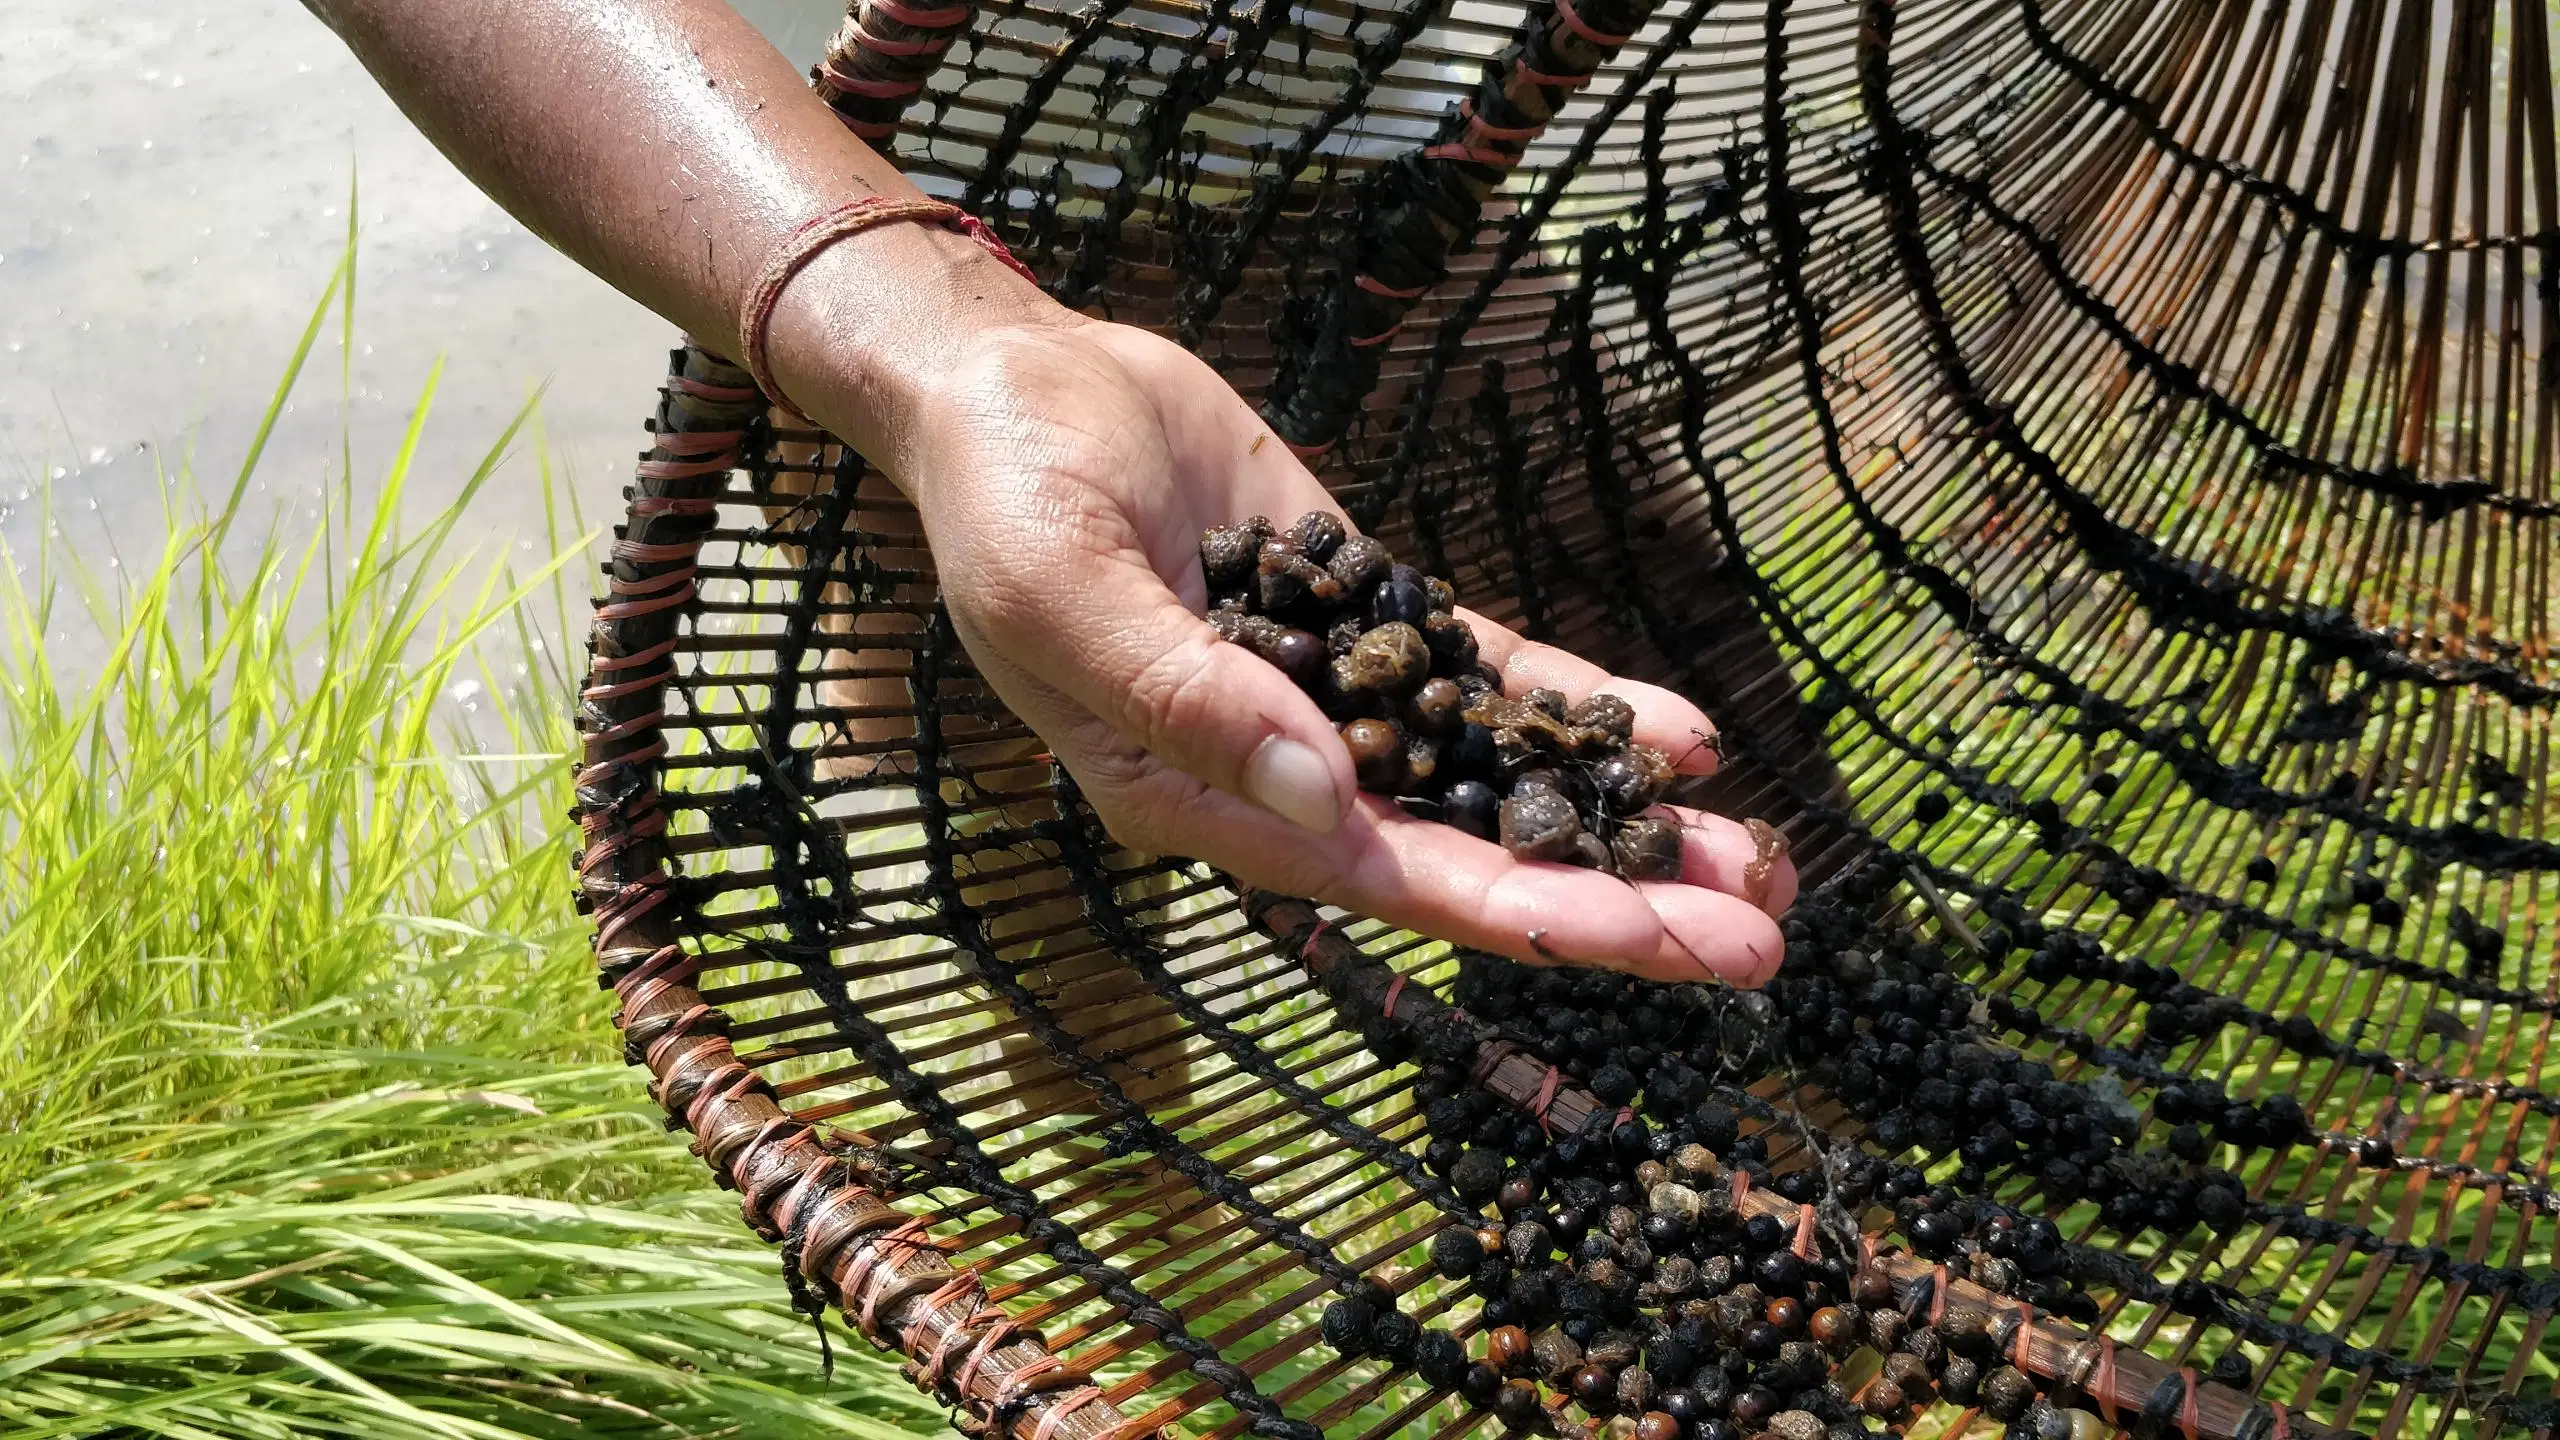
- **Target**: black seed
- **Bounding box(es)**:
[1373,567,1430,627]
[1452,1148,1507,1203]
[1445,780,1501,840]
[1320,1297,1374,1351]
[1288,510,1348,563]
[1432,1226,1484,1279]
[1416,1331,1468,1388]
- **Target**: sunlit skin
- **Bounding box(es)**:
[306,0,1795,983]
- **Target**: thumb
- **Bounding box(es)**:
[966,542,1359,836]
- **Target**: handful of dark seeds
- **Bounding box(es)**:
[1201,512,1685,880]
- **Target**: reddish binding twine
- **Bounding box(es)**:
[1299,917,1333,959]
[2095,1336,2120,1426]
[735,195,1036,414]
[1530,1065,1565,1134]
[1380,972,1409,1021]
[1552,0,1635,47]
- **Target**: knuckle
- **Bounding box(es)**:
[1069,751,1177,854]
[1117,637,1230,753]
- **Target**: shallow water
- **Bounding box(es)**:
[0,0,836,587]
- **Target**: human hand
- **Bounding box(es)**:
[776,268,1792,984]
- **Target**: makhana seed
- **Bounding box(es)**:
[1200,511,1684,879]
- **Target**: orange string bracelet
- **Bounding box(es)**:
[734,195,1036,415]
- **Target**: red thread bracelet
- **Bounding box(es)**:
[735,194,1036,414]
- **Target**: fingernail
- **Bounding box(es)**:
[1245,736,1342,834]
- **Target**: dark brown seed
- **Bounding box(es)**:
[1488,1324,1532,1372]
[1524,687,1569,720]
[1566,831,1614,870]
[1863,1308,1905,1351]
[1500,791,1583,862]
[1853,1265,1895,1307]
[1565,692,1636,740]
[1531,1329,1583,1382]
[1343,622,1431,695]
[1261,627,1327,686]
[1593,743,1676,813]
[1199,522,1262,590]
[1970,1255,2019,1294]
[1407,676,1464,735]
[1493,1379,1541,1426]
[1615,1365,1652,1413]
[1214,610,1279,650]
[1327,534,1391,591]
[1861,1380,1907,1418]
[1766,1412,1824,1440]
[1636,1412,1679,1440]
[1570,1363,1616,1407]
[1510,767,1575,801]
[1287,510,1347,562]
[1257,544,1337,613]
[1936,1303,1990,1349]
[1765,1297,1805,1332]
[1422,612,1479,673]
[1979,1365,2035,1422]
[1425,575,1457,614]
[1807,1305,1854,1350]
[1881,1353,1931,1391]
[1589,1313,1641,1353]
[1613,817,1685,881]
[1343,718,1406,791]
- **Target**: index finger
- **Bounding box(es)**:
[1457,608,1723,775]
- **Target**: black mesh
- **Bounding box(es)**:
[575,2,2560,1437]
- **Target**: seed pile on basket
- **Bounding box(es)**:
[1255,868,2325,1440]
[1200,512,1685,878]
[1285,924,2158,1440]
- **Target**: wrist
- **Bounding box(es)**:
[759,217,1070,482]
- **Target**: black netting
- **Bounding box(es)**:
[575,3,2560,1438]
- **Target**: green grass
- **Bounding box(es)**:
[0,253,943,1439]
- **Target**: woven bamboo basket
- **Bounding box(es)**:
[572,2,2560,1438]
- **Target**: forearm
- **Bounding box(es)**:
[304,0,1056,459]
